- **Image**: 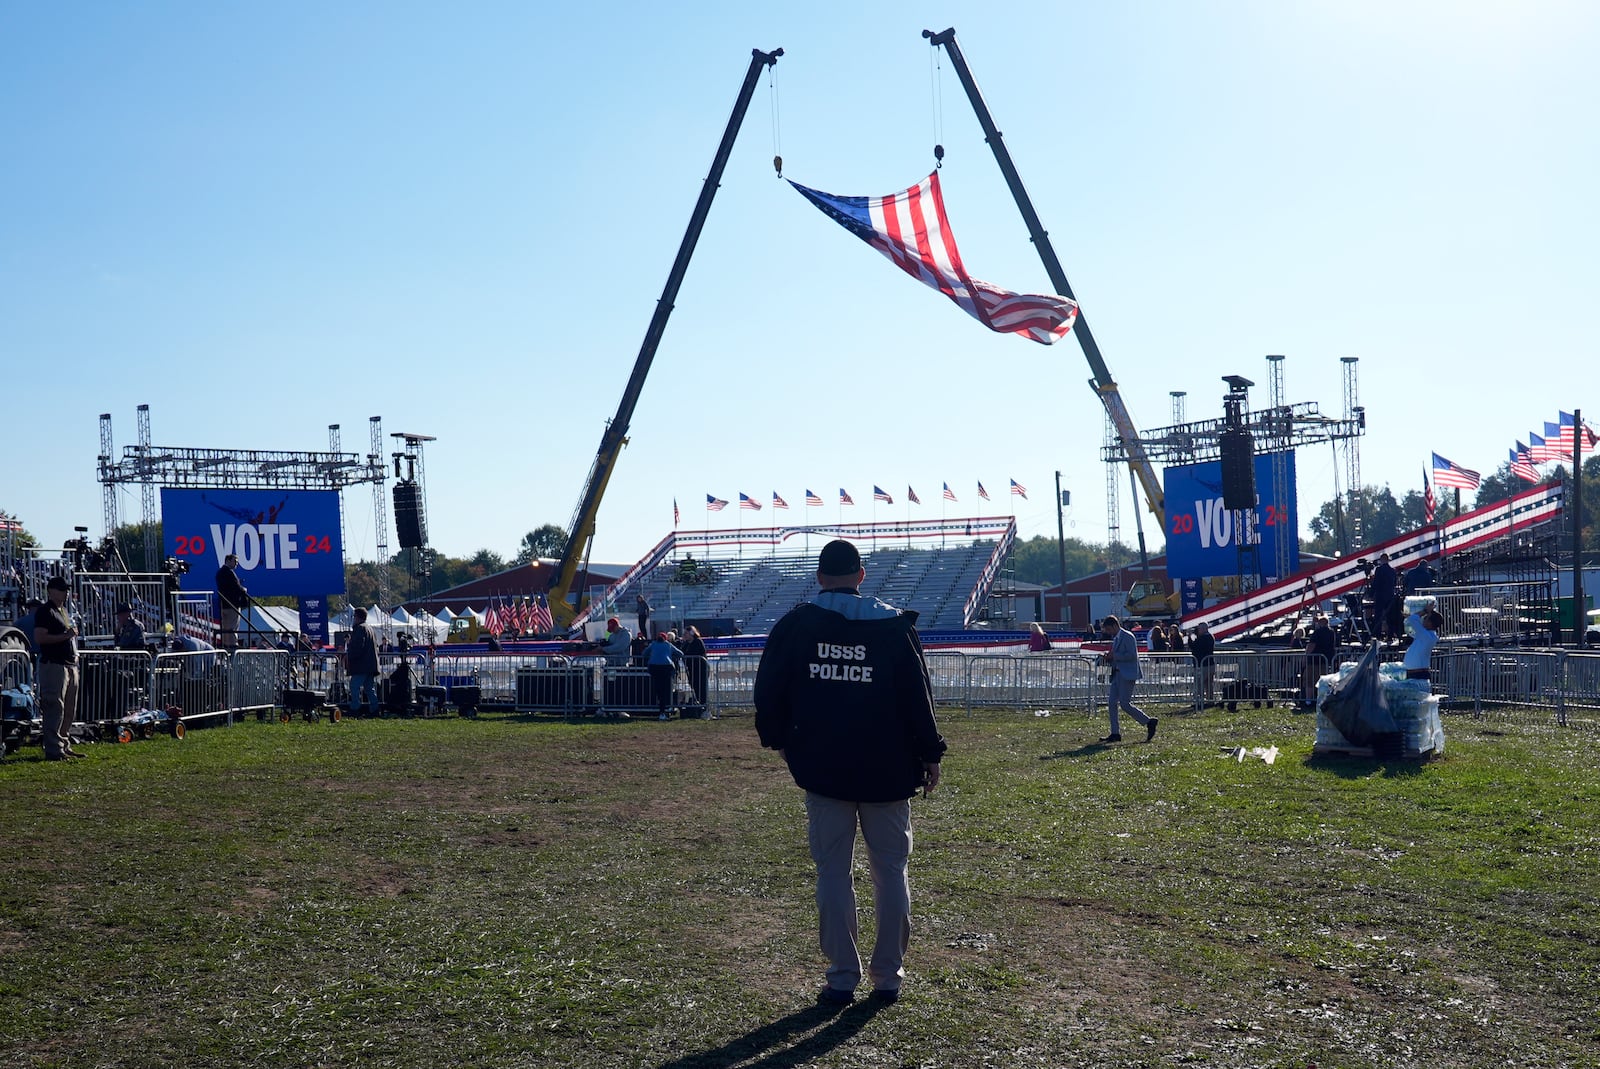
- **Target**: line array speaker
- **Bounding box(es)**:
[393,481,427,548]
[1219,428,1256,510]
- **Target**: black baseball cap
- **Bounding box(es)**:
[818,539,862,577]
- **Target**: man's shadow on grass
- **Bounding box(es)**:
[1040,740,1117,760]
[653,999,886,1069]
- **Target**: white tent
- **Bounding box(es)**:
[390,606,414,625]
[434,606,456,623]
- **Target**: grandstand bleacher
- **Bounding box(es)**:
[585,518,1018,636]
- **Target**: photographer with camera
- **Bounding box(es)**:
[215,553,248,651]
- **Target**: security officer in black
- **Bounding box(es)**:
[755,539,945,1008]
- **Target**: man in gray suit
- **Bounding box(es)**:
[1098,615,1158,743]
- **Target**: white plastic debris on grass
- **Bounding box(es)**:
[1218,745,1279,764]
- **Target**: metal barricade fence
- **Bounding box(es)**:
[229,649,284,718]
[924,652,970,706]
[0,649,33,694]
[75,649,157,727]
[284,650,345,702]
[710,652,761,713]
[153,649,231,724]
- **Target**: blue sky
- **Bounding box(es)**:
[4,2,1596,570]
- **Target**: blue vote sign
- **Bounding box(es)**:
[161,489,346,597]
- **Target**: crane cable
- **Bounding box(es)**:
[769,62,783,177]
[929,40,945,168]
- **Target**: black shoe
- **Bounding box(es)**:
[816,987,854,1007]
[1146,719,1159,742]
[869,988,900,1005]
[1099,734,1122,744]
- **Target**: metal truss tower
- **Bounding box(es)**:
[98,413,119,539]
[369,416,391,623]
[1341,357,1363,549]
[137,404,158,570]
[1266,355,1292,582]
[1104,409,1121,595]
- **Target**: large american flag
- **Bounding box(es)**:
[789,172,1079,345]
[804,489,823,507]
[1422,469,1435,523]
[942,482,956,501]
[739,492,761,511]
[873,485,893,504]
[706,494,728,512]
[977,481,990,501]
[907,485,921,505]
[772,492,789,510]
[839,488,855,506]
[1431,453,1481,490]
[1009,478,1027,499]
[1510,445,1540,483]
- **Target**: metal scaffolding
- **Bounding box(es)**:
[136,405,158,570]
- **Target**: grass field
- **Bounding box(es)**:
[2,701,1597,1069]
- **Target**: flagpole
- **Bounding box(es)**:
[1574,407,1586,647]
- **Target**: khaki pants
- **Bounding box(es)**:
[37,662,79,757]
[805,792,913,994]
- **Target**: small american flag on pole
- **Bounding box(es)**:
[706,494,728,512]
[1009,478,1027,499]
[1510,444,1540,483]
[789,172,1079,345]
[530,594,553,635]
[840,488,855,506]
[907,486,920,505]
[977,481,990,501]
[673,498,680,527]
[739,492,761,511]
[873,485,893,504]
[1527,431,1553,463]
[1431,453,1480,490]
[942,482,956,501]
[1422,469,1435,523]
[772,492,789,510]
[805,489,823,507]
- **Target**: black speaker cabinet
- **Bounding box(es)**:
[1219,429,1256,510]
[393,481,427,548]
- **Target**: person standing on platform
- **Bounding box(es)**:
[755,539,946,1008]
[1099,615,1157,743]
[34,576,83,760]
[1369,553,1398,641]
[215,553,248,651]
[635,592,652,641]
[344,607,381,716]
[113,603,147,652]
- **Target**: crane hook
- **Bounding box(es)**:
[934,143,944,169]
[773,155,783,178]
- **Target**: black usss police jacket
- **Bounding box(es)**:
[755,600,946,803]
